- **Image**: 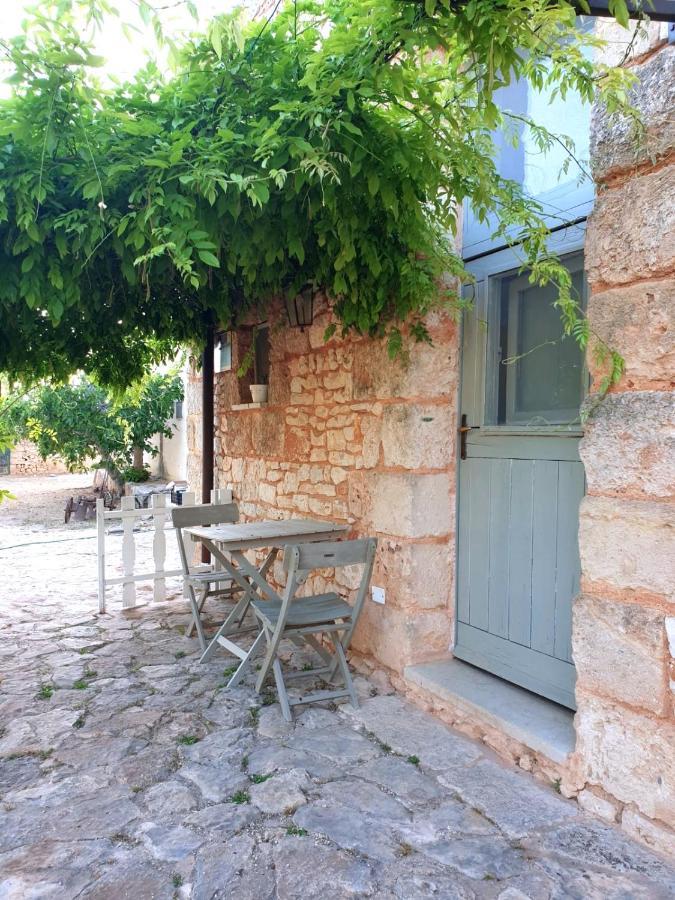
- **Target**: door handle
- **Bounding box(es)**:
[459,414,479,460]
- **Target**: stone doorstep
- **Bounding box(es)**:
[404,658,575,765]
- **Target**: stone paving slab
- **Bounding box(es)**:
[1,476,675,898]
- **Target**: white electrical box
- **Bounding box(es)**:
[371,585,385,605]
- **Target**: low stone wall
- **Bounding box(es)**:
[8,440,68,476]
[574,42,675,856]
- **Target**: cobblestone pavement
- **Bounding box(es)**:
[1,476,674,899]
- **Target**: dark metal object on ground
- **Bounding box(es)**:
[64,496,97,523]
[64,486,117,523]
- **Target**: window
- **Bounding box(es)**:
[486,254,586,426]
[215,331,232,373]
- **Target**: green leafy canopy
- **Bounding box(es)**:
[0,0,637,387]
[5,372,183,474]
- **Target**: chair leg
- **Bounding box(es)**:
[330,633,358,710]
[225,630,267,689]
[186,588,208,639]
[255,619,288,694]
[272,657,293,722]
[326,620,350,681]
[187,586,207,651]
[200,593,252,663]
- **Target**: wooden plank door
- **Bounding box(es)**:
[455,250,587,710]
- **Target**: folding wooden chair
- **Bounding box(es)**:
[251,537,377,721]
[172,503,241,650]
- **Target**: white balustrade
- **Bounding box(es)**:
[96,487,232,613]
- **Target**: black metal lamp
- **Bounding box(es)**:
[285,285,314,330]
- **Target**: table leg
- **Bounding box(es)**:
[197,541,282,667]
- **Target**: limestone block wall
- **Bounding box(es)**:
[213,297,460,672]
[8,440,68,476]
[574,42,675,856]
[185,363,204,499]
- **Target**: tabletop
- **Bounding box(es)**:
[185,518,349,552]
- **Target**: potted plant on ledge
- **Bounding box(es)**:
[250,379,268,404]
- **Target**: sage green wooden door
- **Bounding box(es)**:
[456,251,586,710]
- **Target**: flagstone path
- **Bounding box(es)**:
[1,475,674,899]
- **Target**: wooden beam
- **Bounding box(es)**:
[201,324,215,563]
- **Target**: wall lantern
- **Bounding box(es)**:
[285,286,314,331]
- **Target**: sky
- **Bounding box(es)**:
[0,0,246,90]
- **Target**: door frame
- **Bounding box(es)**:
[453,222,587,706]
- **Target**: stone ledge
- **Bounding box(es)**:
[230,402,269,411]
[404,658,575,765]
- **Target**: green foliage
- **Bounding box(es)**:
[249,772,273,784]
[0,0,638,387]
[0,487,15,505]
[120,465,150,483]
[0,393,18,503]
[6,372,183,475]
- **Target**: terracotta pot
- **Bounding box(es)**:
[250,384,268,404]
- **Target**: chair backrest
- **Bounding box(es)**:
[288,538,375,573]
[171,502,239,529]
[283,537,377,627]
[173,502,239,574]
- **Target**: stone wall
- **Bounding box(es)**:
[212,297,460,672]
[574,42,675,856]
[186,362,204,499]
[8,440,68,476]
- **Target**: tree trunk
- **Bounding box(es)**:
[132,446,144,469]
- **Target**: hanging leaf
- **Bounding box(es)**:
[198,250,220,267]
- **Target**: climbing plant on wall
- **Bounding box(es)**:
[0,0,636,387]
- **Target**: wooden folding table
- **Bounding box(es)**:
[185,519,349,687]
